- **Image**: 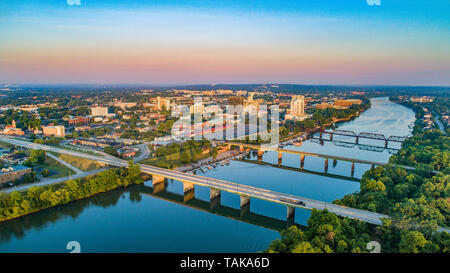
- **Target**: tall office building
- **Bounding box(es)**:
[157,96,172,111]
[290,95,305,117]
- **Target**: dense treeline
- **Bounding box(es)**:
[267,98,450,253]
[266,209,450,253]
[280,100,370,138]
[0,161,142,222]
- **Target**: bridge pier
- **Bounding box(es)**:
[287,206,295,221]
[240,195,250,217]
[152,181,166,194]
[300,154,305,170]
[278,151,283,166]
[329,133,333,141]
[257,150,264,162]
[152,174,165,184]
[384,140,388,148]
[210,188,221,200]
[333,159,337,167]
[371,164,375,170]
[355,136,359,144]
[319,132,323,140]
[324,159,329,173]
[183,182,195,202]
[351,162,355,177]
[240,195,250,208]
[210,188,221,210]
[152,175,166,193]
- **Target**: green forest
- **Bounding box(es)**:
[266,99,450,253]
[0,161,142,222]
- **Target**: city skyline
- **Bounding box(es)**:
[1,0,449,86]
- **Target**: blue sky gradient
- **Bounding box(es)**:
[1,0,449,85]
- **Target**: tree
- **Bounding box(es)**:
[104,146,118,156]
[41,169,50,177]
[399,231,429,253]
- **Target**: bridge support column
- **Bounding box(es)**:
[330,133,333,141]
[333,159,337,167]
[152,174,165,184]
[287,206,295,221]
[278,151,283,166]
[351,162,355,177]
[210,188,221,210]
[319,132,323,140]
[183,182,195,193]
[300,155,305,170]
[183,182,195,202]
[355,136,359,144]
[384,140,388,148]
[210,188,221,200]
[371,164,375,170]
[257,150,264,162]
[152,175,165,193]
[324,159,329,173]
[240,195,250,208]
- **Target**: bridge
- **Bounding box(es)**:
[137,184,301,231]
[310,138,399,154]
[318,130,407,148]
[226,142,395,177]
[1,136,388,226]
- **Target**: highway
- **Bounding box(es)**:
[0,136,388,225]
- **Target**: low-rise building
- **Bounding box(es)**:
[0,165,32,185]
[1,153,29,164]
[42,125,65,137]
[333,99,363,109]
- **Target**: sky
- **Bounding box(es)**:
[0,0,449,86]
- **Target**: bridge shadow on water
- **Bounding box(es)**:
[238,158,361,182]
[0,183,304,245]
[138,184,304,232]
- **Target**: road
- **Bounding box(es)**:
[133,143,151,163]
[1,168,108,194]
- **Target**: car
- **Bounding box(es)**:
[280,197,306,206]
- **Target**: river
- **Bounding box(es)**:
[0,97,415,253]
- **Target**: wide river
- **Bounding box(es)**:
[0,97,415,253]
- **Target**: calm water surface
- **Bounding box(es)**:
[0,97,415,253]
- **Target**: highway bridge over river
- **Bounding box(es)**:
[225,142,420,177]
[1,136,389,226]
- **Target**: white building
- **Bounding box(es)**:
[157,97,172,111]
[91,106,109,117]
[286,95,307,121]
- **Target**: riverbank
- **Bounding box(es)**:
[0,163,143,223]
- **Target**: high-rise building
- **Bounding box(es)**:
[285,95,307,121]
[290,95,305,116]
[190,97,205,115]
[157,96,172,111]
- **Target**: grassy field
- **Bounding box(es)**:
[55,153,106,171]
[140,151,211,169]
[35,157,77,179]
[0,141,14,150]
